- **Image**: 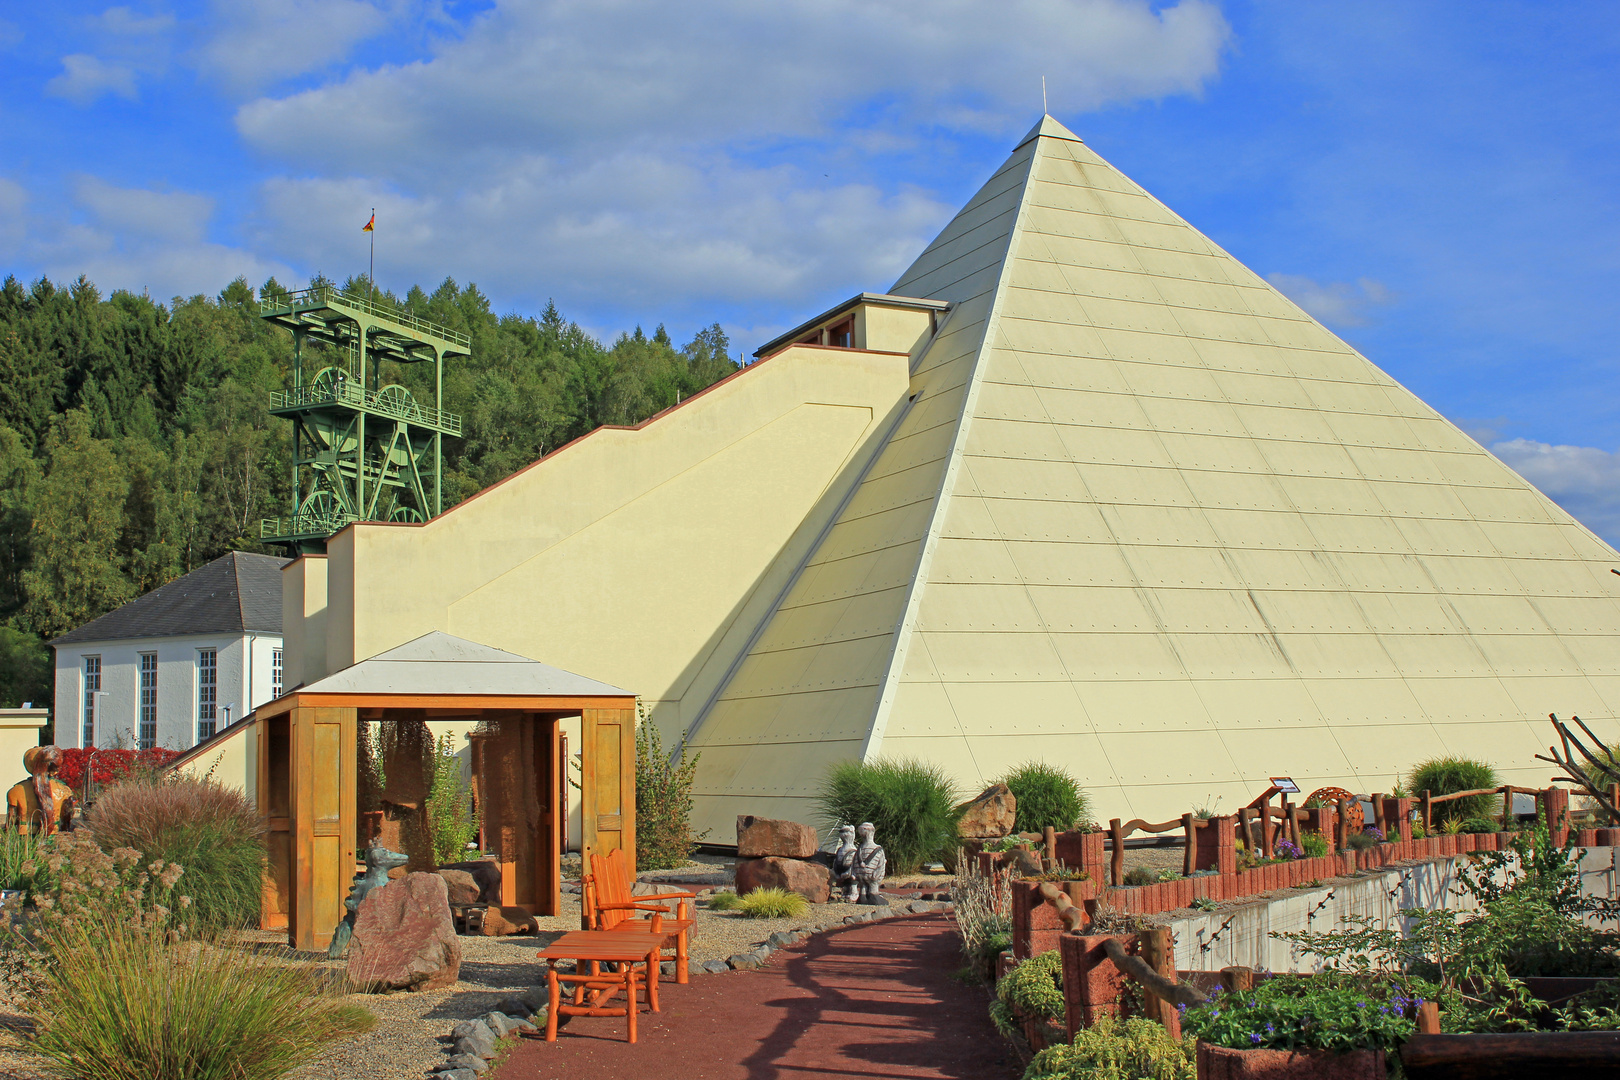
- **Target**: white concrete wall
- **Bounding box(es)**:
[53,633,284,751]
[1166,848,1619,973]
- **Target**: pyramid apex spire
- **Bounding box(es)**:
[1015,114,1083,150]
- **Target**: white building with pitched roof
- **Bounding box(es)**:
[51,552,289,751]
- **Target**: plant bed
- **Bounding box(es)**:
[1399,1031,1620,1080]
[1196,1041,1385,1080]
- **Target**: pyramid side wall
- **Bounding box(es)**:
[877,136,1620,824]
[681,142,1046,840]
[316,348,909,739]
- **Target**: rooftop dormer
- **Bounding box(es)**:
[753,292,949,361]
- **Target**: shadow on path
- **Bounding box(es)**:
[491,913,1018,1080]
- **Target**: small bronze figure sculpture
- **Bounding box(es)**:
[853,822,887,905]
[328,843,410,958]
[6,746,75,836]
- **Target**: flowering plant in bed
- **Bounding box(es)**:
[1181,976,1424,1053]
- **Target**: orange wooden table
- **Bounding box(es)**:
[537,929,675,1043]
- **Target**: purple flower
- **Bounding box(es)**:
[1276,840,1304,860]
[1363,826,1385,842]
[1250,1033,1263,1044]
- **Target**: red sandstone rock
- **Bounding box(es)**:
[955,783,1017,838]
[437,868,481,906]
[347,872,461,992]
[736,816,819,858]
[735,856,831,902]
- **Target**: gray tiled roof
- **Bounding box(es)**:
[50,551,289,646]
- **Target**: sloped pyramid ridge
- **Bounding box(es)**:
[683,115,1620,827]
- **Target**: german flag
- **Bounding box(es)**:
[362,212,375,232]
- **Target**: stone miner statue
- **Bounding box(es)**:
[832,824,859,903]
[7,746,76,835]
[853,821,887,905]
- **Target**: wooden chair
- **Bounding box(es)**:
[582,848,694,983]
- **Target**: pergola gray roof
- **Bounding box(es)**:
[51,551,289,646]
[296,631,630,698]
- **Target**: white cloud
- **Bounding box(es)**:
[0,177,294,301]
[1266,273,1395,328]
[194,0,410,94]
[1492,437,1620,544]
[47,53,140,104]
[220,0,1230,325]
[237,0,1231,173]
[45,6,177,105]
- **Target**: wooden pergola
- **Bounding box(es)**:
[254,632,635,951]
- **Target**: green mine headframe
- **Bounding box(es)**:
[259,286,469,553]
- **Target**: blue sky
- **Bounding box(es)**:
[4,2,1620,540]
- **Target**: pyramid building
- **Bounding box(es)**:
[280,116,1620,840]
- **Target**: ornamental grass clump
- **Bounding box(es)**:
[1023,1015,1195,1080]
[733,887,808,919]
[85,774,264,930]
[950,857,1013,970]
[704,890,743,911]
[997,762,1090,834]
[1408,757,1500,826]
[25,907,374,1080]
[815,757,960,872]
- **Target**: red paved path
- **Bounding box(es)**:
[493,913,1019,1080]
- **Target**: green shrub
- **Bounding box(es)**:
[1024,1015,1194,1080]
[998,762,1090,834]
[426,734,479,865]
[1408,757,1500,825]
[1458,816,1502,835]
[705,890,742,911]
[26,908,374,1080]
[1122,867,1157,887]
[635,708,702,871]
[815,757,961,873]
[86,775,264,930]
[1299,830,1330,858]
[998,949,1065,1021]
[1344,830,1378,851]
[733,887,808,919]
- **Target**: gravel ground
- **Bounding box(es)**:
[0,854,955,1080]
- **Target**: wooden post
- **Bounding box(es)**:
[1281,799,1297,847]
[1219,966,1253,995]
[1336,799,1351,849]
[1258,795,1274,859]
[1137,927,1178,1033]
[1043,826,1057,872]
[1421,790,1433,833]
[1238,807,1254,857]
[1182,813,1196,876]
[1372,793,1387,838]
[1416,1000,1441,1034]
[1109,819,1125,886]
[1610,784,1620,826]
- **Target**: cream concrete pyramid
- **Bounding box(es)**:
[683,114,1620,826]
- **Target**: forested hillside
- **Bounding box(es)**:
[0,272,742,708]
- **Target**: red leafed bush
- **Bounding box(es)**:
[55,748,181,792]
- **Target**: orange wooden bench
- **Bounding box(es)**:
[583,849,695,984]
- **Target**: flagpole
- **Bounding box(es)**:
[368,207,375,304]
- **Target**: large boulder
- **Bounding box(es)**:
[957,783,1017,838]
[437,869,482,906]
[347,872,462,991]
[735,856,832,903]
[736,815,818,859]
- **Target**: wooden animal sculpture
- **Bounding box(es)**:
[327,844,410,958]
